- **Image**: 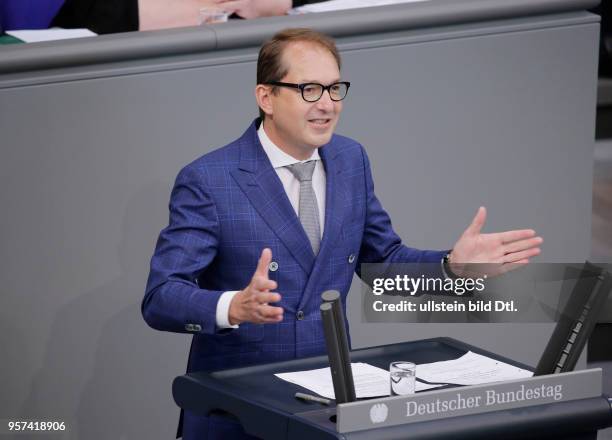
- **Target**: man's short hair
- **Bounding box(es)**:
[257,28,342,120]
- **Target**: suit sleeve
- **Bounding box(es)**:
[142,165,225,335]
[356,146,448,280]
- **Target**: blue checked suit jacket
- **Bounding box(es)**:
[143,119,446,439]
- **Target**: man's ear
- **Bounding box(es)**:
[255,84,274,117]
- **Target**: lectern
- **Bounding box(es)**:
[173,337,612,439]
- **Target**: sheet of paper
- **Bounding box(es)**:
[6,28,97,43]
[416,351,533,385]
[275,362,441,399]
[289,0,428,14]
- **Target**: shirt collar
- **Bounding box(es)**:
[257,120,320,169]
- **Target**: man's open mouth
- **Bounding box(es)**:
[308,118,331,126]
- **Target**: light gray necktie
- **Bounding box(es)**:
[286,160,321,255]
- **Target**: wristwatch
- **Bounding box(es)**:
[442,252,458,279]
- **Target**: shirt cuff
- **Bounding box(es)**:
[216,291,240,329]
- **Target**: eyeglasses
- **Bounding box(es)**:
[266,81,351,102]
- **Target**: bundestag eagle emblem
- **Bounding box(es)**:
[369,403,388,424]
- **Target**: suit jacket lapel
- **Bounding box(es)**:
[317,143,343,262]
[297,139,345,310]
[230,123,316,275]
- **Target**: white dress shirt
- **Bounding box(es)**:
[215,121,327,329]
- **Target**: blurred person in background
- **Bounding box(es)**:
[1,0,321,35]
[51,0,320,33]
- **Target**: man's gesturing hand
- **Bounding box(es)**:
[449,207,543,277]
[228,248,283,325]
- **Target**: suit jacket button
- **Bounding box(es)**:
[185,323,194,331]
[348,254,355,264]
[193,324,202,332]
[269,261,279,272]
[296,310,305,320]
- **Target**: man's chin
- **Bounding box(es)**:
[310,133,334,148]
[307,124,336,146]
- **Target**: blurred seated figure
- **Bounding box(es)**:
[140,0,295,27]
[50,0,319,34]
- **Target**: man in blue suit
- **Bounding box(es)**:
[143,28,543,439]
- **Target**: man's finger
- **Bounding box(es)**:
[252,276,277,292]
[503,247,541,263]
[465,206,486,235]
[258,304,284,320]
[256,291,282,304]
[498,229,537,244]
[503,236,543,254]
[254,248,273,278]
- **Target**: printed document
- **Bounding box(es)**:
[416,351,533,385]
[275,362,441,399]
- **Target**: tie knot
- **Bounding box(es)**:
[286,160,316,182]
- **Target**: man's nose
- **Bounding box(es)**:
[315,89,335,111]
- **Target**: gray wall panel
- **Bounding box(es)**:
[0,10,600,439]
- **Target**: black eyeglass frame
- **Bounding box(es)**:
[265,81,351,102]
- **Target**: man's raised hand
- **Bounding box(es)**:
[228,248,283,325]
[449,207,543,277]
